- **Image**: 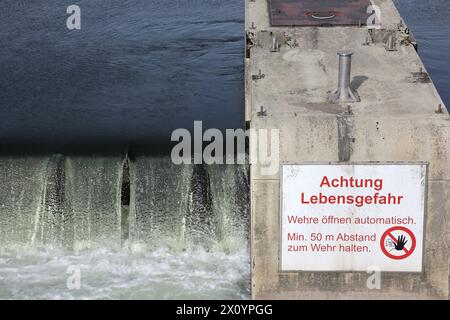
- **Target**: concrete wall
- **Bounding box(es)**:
[247,0,450,299]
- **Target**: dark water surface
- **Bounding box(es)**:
[0,1,449,154]
[0,0,243,153]
[394,0,450,111]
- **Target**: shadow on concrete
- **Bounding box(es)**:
[351,75,368,91]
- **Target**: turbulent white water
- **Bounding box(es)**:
[0,246,249,299]
[0,156,250,299]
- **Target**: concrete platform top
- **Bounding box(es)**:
[247,0,450,300]
[246,0,448,118]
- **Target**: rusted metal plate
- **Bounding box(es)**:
[268,0,373,27]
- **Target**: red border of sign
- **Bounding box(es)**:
[380,226,416,260]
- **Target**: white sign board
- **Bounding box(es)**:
[281,164,426,272]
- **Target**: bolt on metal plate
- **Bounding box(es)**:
[268,0,373,27]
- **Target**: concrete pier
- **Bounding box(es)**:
[246,0,450,299]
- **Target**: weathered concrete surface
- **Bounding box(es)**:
[246,0,450,299]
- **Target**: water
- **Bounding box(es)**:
[0,0,244,152]
[1,0,450,300]
[0,247,249,299]
[0,156,250,299]
[0,0,249,299]
[394,0,450,110]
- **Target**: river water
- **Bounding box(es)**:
[0,0,249,299]
[394,0,450,110]
[0,0,449,299]
[0,0,244,152]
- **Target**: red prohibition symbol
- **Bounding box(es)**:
[380,226,416,260]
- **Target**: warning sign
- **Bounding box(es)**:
[280,164,426,272]
[380,226,416,260]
